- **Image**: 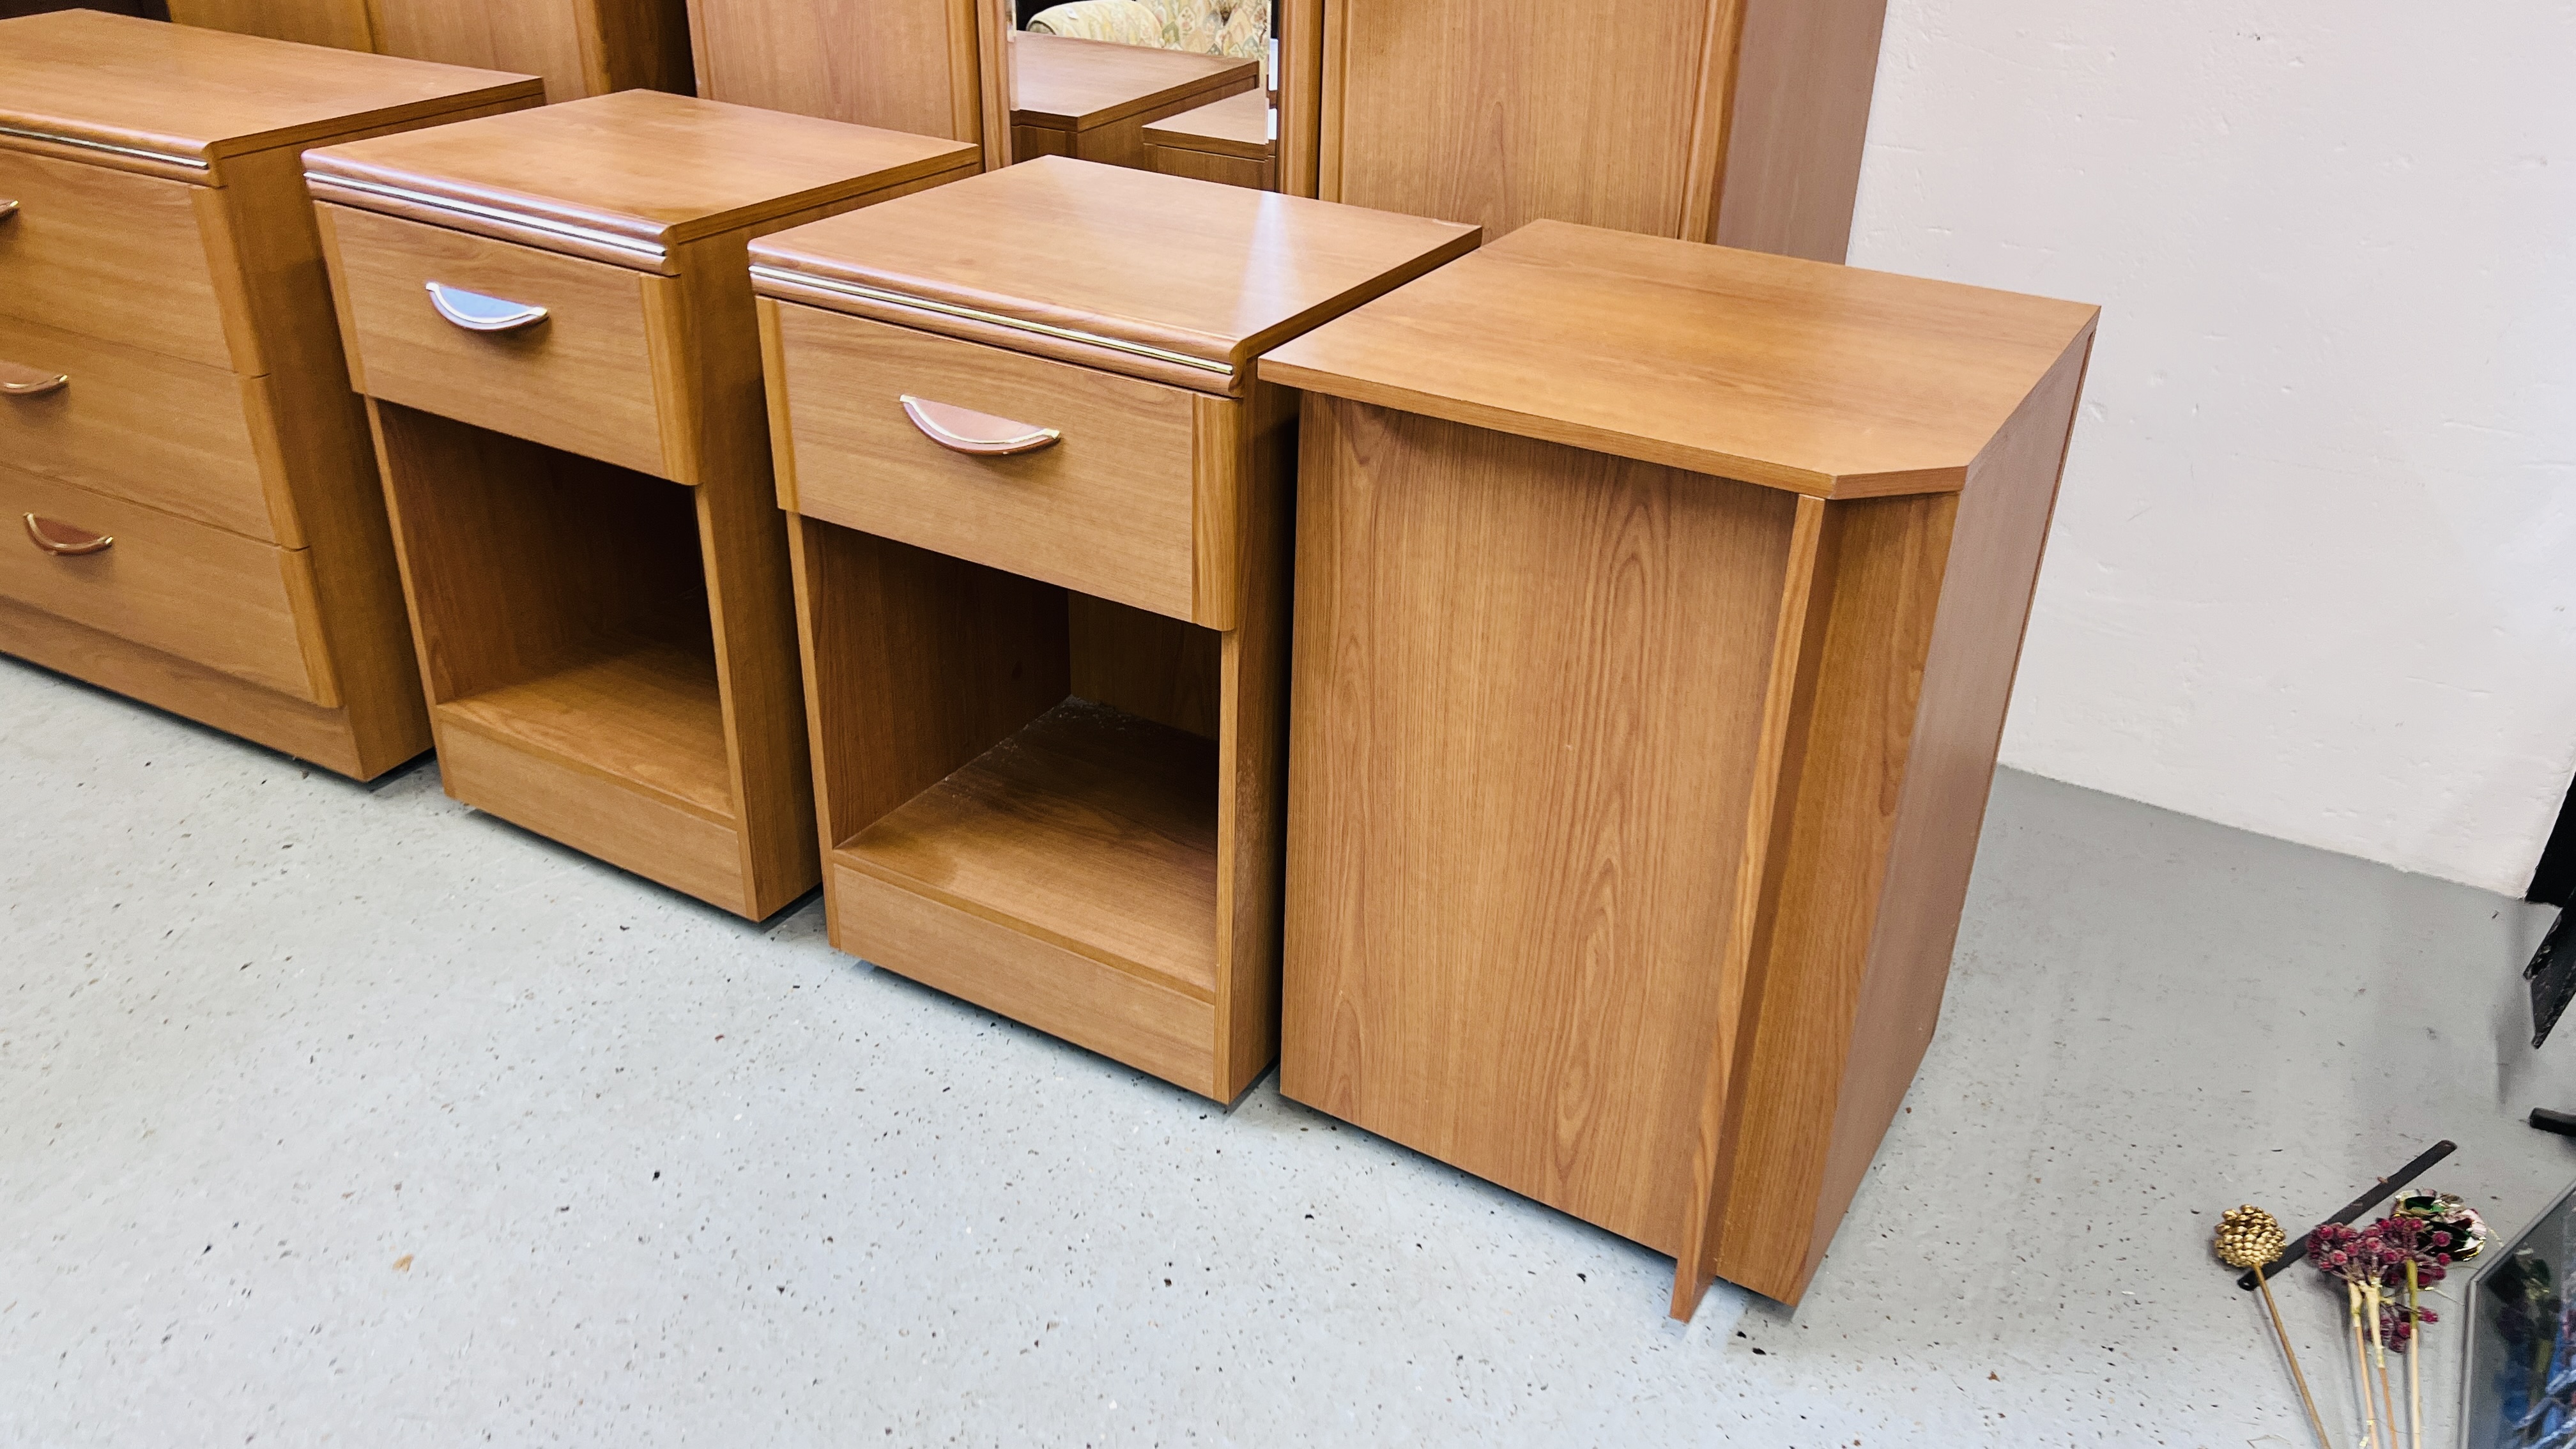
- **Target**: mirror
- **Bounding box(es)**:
[999,0,1282,190]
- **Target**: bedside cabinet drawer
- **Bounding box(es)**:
[767,305,1213,624]
[0,314,285,544]
[0,464,334,705]
[321,203,669,478]
[0,147,237,371]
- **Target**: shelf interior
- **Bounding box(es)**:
[438,630,734,824]
[839,696,1220,994]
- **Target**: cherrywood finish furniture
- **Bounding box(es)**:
[751,157,1475,1100]
[1144,89,1273,191]
[1262,222,2096,1312]
[686,0,1014,170]
[0,11,536,779]
[1288,0,1887,257]
[1010,31,1257,170]
[168,0,693,103]
[310,90,977,917]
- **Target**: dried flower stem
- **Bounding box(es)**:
[2348,1282,2379,1449]
[2255,1263,2335,1449]
[2367,1282,2398,1449]
[2405,1261,2422,1449]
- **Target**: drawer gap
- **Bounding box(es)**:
[836,696,1220,999]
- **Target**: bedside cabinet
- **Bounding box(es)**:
[310,90,978,918]
[0,10,539,781]
[1011,33,1259,169]
[751,157,1475,1101]
[1261,222,2097,1314]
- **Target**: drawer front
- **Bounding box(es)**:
[770,305,1204,621]
[0,463,332,704]
[0,146,235,369]
[322,204,668,477]
[0,314,284,542]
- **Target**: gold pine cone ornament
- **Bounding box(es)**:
[2216,1204,2288,1269]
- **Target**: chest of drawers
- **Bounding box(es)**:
[751,157,1474,1100]
[0,10,539,779]
[312,90,979,918]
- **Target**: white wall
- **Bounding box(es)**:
[1848,1,2576,894]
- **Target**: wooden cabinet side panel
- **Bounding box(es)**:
[374,0,590,102]
[664,235,819,918]
[1212,379,1297,1101]
[212,145,438,776]
[168,0,379,50]
[689,0,972,138]
[1321,0,1721,239]
[1703,489,1957,1305]
[1280,397,1792,1254]
[1784,332,2094,1298]
[1709,0,1889,261]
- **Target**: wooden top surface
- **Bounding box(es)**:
[305,89,979,251]
[1142,89,1271,158]
[1011,32,1259,132]
[1260,221,2101,498]
[751,157,1479,379]
[0,10,538,171]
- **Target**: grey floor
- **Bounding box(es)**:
[5,653,2573,1448]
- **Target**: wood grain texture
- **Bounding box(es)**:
[0,462,330,703]
[688,0,982,140]
[438,712,751,914]
[1670,489,1837,1317]
[0,314,283,542]
[1260,222,2100,498]
[1318,0,1719,238]
[1698,328,2093,1308]
[438,634,732,822]
[661,226,827,919]
[748,156,1478,391]
[785,519,1070,858]
[366,402,707,705]
[0,592,381,778]
[1209,376,1297,1100]
[167,0,377,54]
[1310,0,1881,252]
[210,141,458,781]
[1279,397,1794,1251]
[845,696,1220,995]
[1710,0,1889,261]
[0,9,538,167]
[365,0,583,103]
[324,203,668,475]
[0,146,236,369]
[305,91,977,258]
[1275,0,1321,197]
[1069,594,1219,740]
[765,305,1205,622]
[1147,142,1271,193]
[832,861,1222,1095]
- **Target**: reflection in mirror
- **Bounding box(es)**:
[1004,0,1280,190]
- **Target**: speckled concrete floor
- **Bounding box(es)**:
[4,652,2572,1447]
